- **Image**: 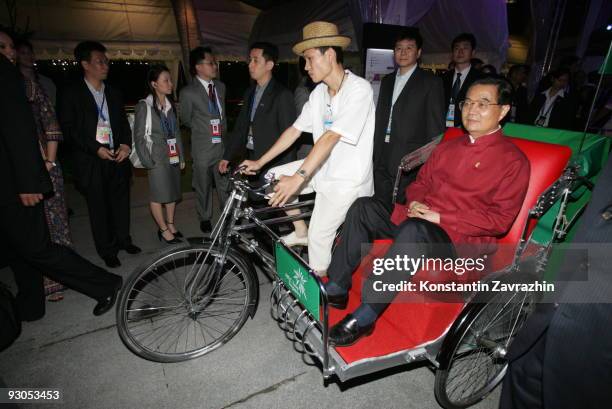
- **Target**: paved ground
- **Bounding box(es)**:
[0,174,501,409]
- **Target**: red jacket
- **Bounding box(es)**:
[391,129,530,256]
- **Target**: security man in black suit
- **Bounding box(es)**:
[58,41,141,268]
[373,28,445,209]
[0,31,122,321]
[500,154,612,409]
[443,33,483,128]
[219,42,296,180]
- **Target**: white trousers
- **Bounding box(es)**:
[266,160,360,272]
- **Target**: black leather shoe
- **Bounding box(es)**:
[329,314,375,346]
[326,292,349,309]
[103,255,121,268]
[121,244,142,254]
[200,220,212,233]
[93,279,123,316]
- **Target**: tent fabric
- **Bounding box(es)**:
[194,0,260,60]
[361,0,437,26]
[1,1,182,93]
[1,0,181,59]
[248,0,357,61]
[250,0,509,66]
[2,0,509,66]
[416,0,509,68]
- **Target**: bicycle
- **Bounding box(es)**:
[116,169,314,362]
[116,130,586,408]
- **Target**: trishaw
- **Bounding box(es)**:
[116,126,603,408]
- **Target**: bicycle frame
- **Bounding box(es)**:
[192,174,334,375]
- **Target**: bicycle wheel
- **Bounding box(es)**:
[116,243,257,362]
[434,273,537,409]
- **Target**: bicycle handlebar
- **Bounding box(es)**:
[228,164,276,198]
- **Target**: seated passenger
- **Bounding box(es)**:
[326,77,531,346]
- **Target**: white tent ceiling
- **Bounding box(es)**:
[1,0,510,67]
[193,0,259,60]
[1,0,182,61]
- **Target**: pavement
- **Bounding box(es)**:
[0,173,501,409]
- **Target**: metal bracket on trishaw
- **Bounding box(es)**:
[269,241,336,378]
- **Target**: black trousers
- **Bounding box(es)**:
[328,197,455,315]
[373,167,419,212]
[84,160,132,258]
[1,201,122,321]
[499,325,547,409]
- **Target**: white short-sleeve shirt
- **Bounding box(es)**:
[293,70,375,196]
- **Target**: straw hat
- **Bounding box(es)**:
[292,21,351,55]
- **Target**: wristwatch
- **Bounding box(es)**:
[45,160,57,167]
[295,169,309,181]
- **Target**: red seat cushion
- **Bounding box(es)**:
[331,128,572,364]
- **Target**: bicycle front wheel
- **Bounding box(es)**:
[116,244,257,362]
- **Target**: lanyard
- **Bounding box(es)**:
[538,93,559,119]
[324,71,347,126]
[159,109,176,138]
[207,84,222,119]
[249,89,257,123]
[96,93,107,122]
[208,95,220,117]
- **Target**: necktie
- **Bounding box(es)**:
[451,72,462,102]
[208,83,219,115]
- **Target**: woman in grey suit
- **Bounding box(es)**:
[133,65,185,244]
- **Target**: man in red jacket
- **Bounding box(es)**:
[326,77,530,346]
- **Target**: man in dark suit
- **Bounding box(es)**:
[527,67,578,131]
[373,28,445,209]
[58,41,140,268]
[443,33,483,128]
[0,31,122,321]
[506,64,530,124]
[220,42,296,181]
[500,155,612,408]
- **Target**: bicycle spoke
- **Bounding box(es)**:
[118,243,254,361]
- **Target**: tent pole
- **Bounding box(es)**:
[578,41,612,154]
[171,0,202,82]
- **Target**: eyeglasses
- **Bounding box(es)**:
[199,60,218,66]
[394,46,416,53]
[458,99,501,111]
[91,58,110,66]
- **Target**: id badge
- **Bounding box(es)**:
[445,103,455,128]
[96,122,112,145]
[246,126,254,150]
[210,119,221,138]
[167,138,180,165]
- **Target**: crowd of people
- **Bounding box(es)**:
[440,34,608,133]
[0,16,609,321]
[1,16,611,409]
[0,29,123,323]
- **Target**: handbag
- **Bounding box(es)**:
[129,100,153,168]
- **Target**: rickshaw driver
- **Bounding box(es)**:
[241,21,375,276]
[325,77,532,346]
